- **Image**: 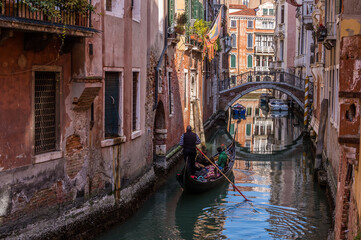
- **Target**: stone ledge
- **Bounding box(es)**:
[101,137,126,147]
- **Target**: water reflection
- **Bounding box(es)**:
[97,96,331,240]
[229,94,302,154]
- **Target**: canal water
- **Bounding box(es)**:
[97,95,332,240]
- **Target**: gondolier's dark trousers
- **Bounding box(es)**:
[183,148,197,174]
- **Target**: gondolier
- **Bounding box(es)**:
[179,125,201,174]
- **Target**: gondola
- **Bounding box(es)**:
[176,141,236,193]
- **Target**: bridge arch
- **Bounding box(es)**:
[221,83,305,111]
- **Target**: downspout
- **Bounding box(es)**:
[153,0,169,111]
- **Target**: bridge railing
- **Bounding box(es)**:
[219,71,305,91]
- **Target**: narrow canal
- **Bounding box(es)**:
[97,94,332,240]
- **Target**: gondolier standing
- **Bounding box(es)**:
[179,125,201,174]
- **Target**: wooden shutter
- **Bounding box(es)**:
[105,72,119,137]
[246,124,251,136]
[247,55,253,68]
[168,0,175,26]
[231,55,236,68]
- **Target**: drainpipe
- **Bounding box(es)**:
[153,1,169,111]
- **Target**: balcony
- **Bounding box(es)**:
[324,22,336,49]
[294,54,305,67]
[0,0,94,37]
[255,46,274,54]
[255,66,269,72]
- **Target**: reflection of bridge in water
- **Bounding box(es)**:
[219,71,313,111]
[234,135,303,163]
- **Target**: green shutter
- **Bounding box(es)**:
[247,107,252,115]
[231,55,236,68]
[169,0,175,26]
[247,55,253,68]
[191,0,197,20]
[230,123,235,135]
[246,124,251,136]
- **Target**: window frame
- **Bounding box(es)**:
[230,19,237,28]
[32,66,62,163]
[247,20,254,29]
[247,55,253,68]
[132,69,141,138]
[247,33,253,49]
[230,54,237,68]
[231,33,237,48]
[104,70,124,139]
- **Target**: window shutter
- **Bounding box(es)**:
[247,55,253,68]
[169,0,175,26]
[231,55,236,68]
[230,124,235,135]
[246,124,251,136]
[105,72,119,137]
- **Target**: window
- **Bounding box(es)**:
[231,75,236,84]
[246,124,251,136]
[230,124,235,135]
[254,125,259,135]
[168,0,175,26]
[105,0,124,17]
[106,0,112,11]
[247,20,253,28]
[184,71,188,109]
[280,40,284,61]
[242,0,249,6]
[267,125,272,134]
[263,8,268,15]
[256,56,260,66]
[281,6,285,23]
[132,0,141,22]
[231,34,237,48]
[132,72,140,132]
[168,72,174,115]
[255,108,259,116]
[247,55,253,68]
[105,72,122,138]
[247,107,252,116]
[159,0,164,32]
[231,19,236,28]
[230,54,236,68]
[247,33,253,48]
[34,71,60,154]
[260,125,265,135]
[269,9,274,15]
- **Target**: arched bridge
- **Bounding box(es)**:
[219,71,313,111]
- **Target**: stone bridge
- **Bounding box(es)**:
[219,71,313,111]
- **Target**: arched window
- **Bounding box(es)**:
[231,55,236,68]
[231,34,236,48]
[247,55,253,68]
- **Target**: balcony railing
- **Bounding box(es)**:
[326,22,336,39]
[0,0,92,30]
[254,66,269,71]
[255,46,274,54]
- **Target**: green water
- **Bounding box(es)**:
[97,108,332,240]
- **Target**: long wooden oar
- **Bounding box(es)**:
[196,147,250,201]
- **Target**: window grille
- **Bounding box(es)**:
[105,72,120,138]
[34,72,58,154]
